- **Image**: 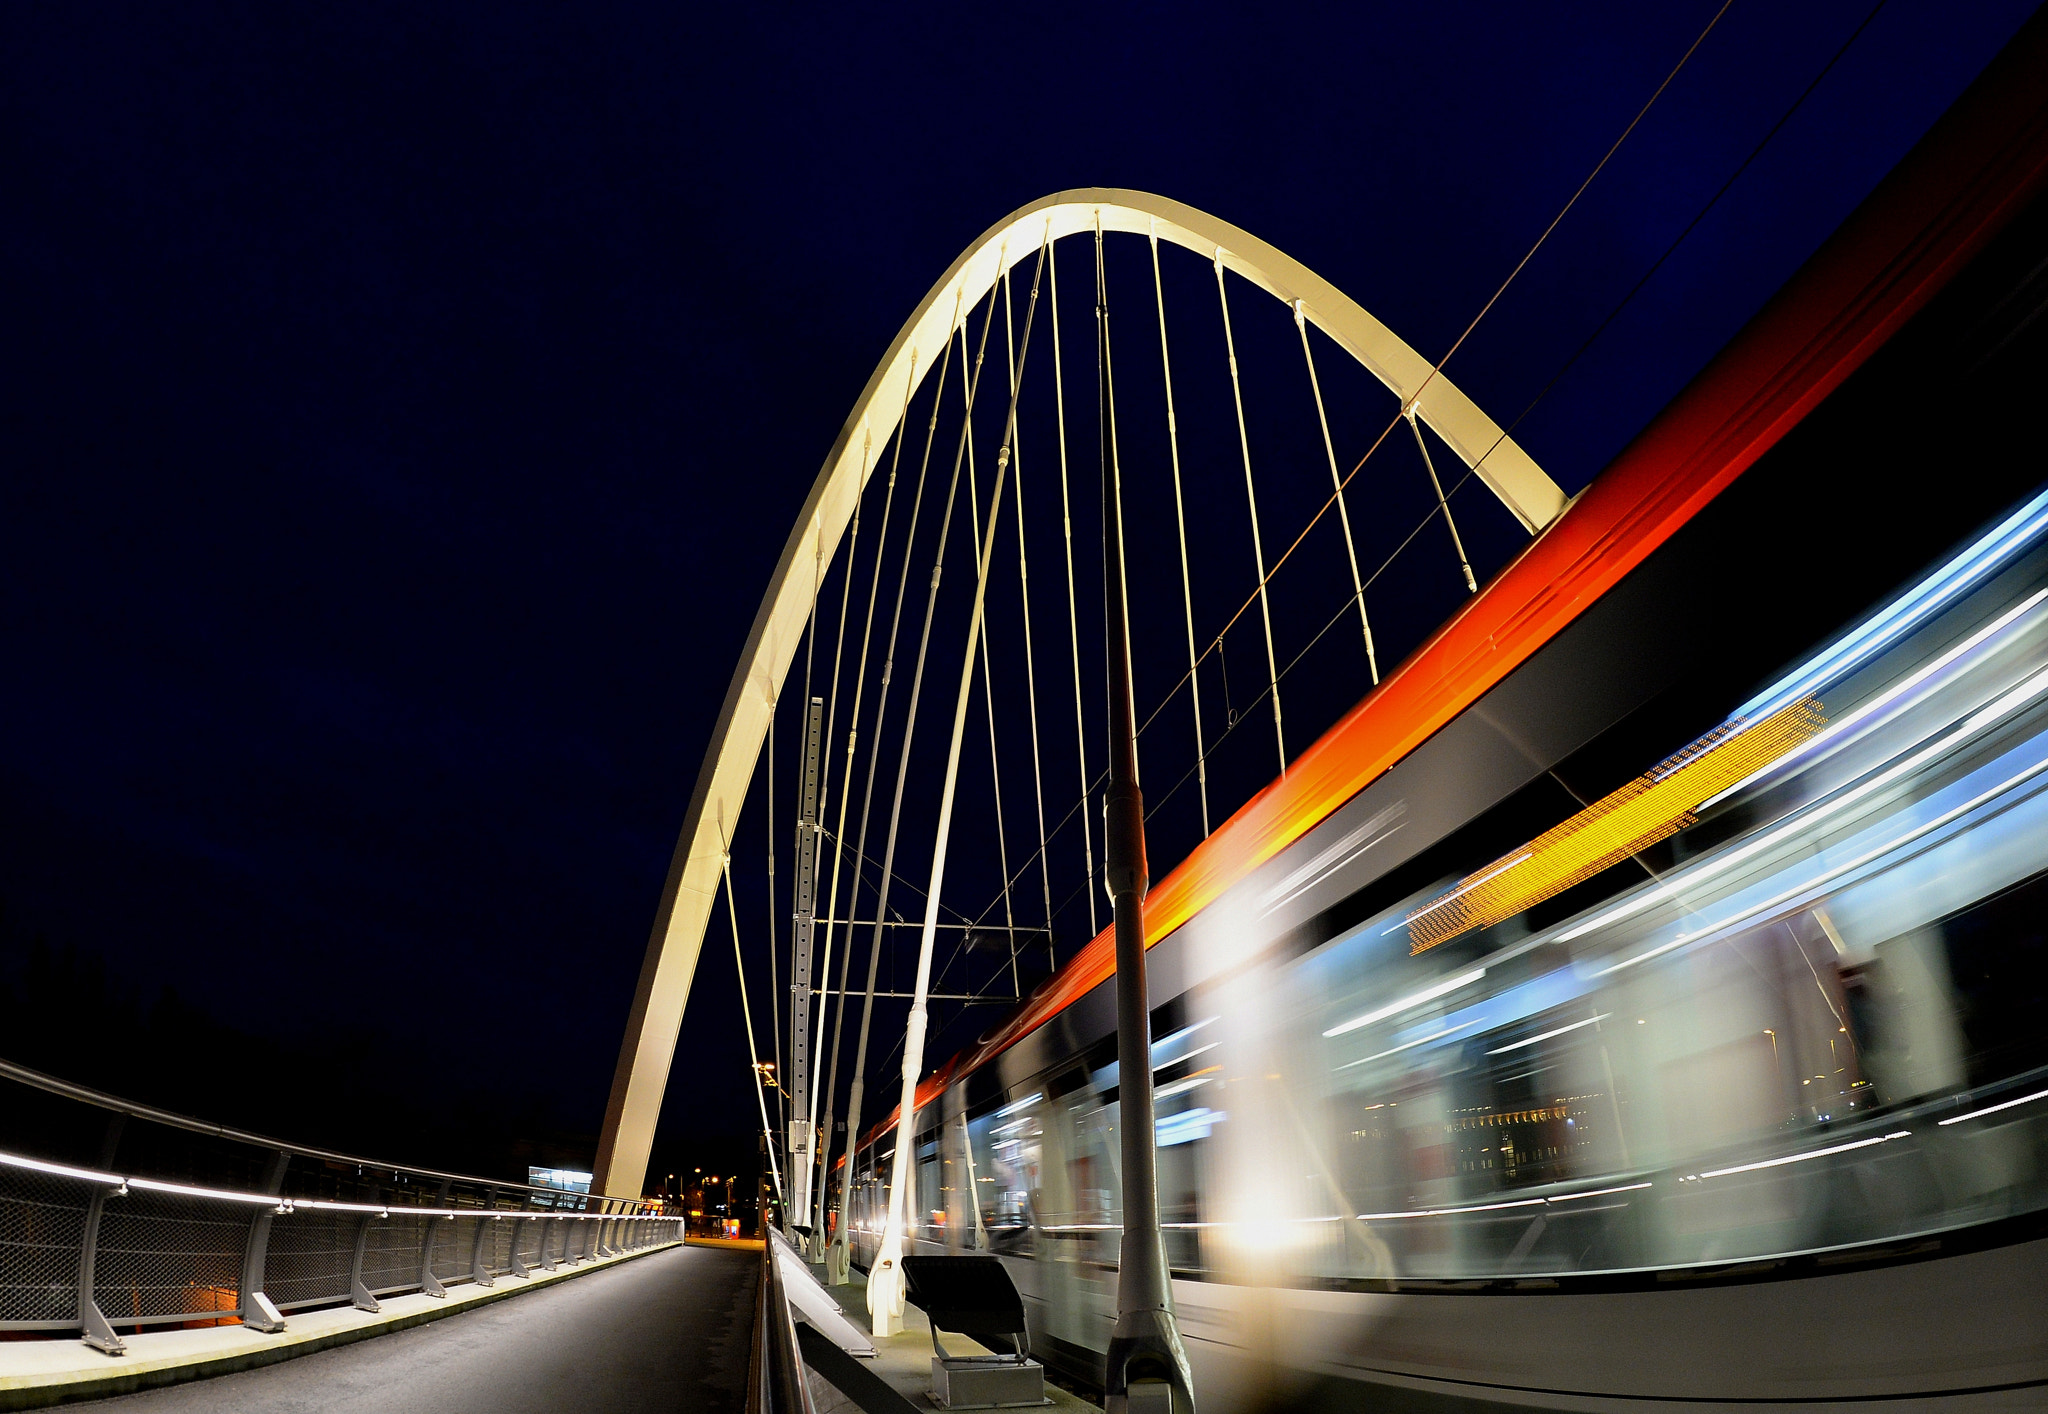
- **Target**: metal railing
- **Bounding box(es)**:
[754,1229,817,1414]
[0,1059,682,1355]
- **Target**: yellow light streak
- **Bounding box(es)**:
[1407,698,1824,954]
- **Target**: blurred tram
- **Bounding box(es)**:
[835,21,2048,1409]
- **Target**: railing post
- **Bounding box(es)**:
[541,1217,560,1272]
[472,1202,497,1289]
[509,1215,534,1279]
[350,1212,382,1312]
[420,1182,451,1298]
[235,1150,291,1333]
[76,1116,126,1356]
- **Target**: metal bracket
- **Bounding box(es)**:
[349,1213,382,1313]
[419,1183,451,1297]
[472,1212,496,1288]
[77,1118,126,1355]
[541,1218,560,1272]
[236,1151,291,1333]
[509,1218,534,1279]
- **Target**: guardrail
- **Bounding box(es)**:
[754,1231,817,1414]
[0,1059,681,1355]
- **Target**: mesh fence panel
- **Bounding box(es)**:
[265,1209,355,1311]
[485,1218,514,1275]
[359,1214,426,1296]
[429,1216,474,1284]
[0,1168,92,1326]
[94,1193,247,1324]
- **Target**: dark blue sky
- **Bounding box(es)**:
[1,1,2037,1167]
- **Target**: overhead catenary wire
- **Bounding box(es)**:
[1215,250,1288,775]
[1153,225,1212,834]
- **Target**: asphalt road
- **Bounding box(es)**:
[79,1245,757,1414]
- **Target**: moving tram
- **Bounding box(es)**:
[836,23,2048,1408]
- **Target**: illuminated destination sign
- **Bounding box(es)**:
[528,1166,593,1193]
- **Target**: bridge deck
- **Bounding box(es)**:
[63,1243,755,1414]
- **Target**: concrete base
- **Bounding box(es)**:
[932,1355,1046,1408]
[800,1263,1097,1414]
[0,1241,682,1411]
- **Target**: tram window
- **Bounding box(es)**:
[916,1131,942,1242]
[1924,869,2048,1086]
[969,1091,1041,1253]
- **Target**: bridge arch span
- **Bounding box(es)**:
[594,187,1566,1198]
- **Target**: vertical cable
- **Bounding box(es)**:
[803,424,870,1234]
[720,817,783,1205]
[1296,300,1378,682]
[1408,405,1478,593]
[1214,251,1287,773]
[1150,225,1211,835]
[1009,235,1058,972]
[963,297,1019,996]
[1047,238,1099,937]
[816,355,917,1259]
[766,705,783,1140]
[832,300,960,1275]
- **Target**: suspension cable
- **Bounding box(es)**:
[1047,235,1099,937]
[1099,3,1738,753]
[1153,225,1211,833]
[801,430,869,1210]
[962,312,1019,995]
[815,355,918,1249]
[766,705,782,1139]
[1215,250,1288,774]
[720,817,783,1205]
[875,236,1048,1294]
[1010,235,1060,978]
[831,299,960,1261]
[840,273,998,1255]
[1296,299,1379,680]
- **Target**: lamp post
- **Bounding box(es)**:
[1096,223,1195,1414]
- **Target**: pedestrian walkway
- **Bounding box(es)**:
[44,1244,755,1414]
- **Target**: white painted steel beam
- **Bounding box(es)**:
[593,188,1564,1198]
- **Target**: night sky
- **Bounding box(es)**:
[2,2,2037,1183]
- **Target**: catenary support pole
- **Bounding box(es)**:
[869,239,1045,1337]
[1100,225,1197,1414]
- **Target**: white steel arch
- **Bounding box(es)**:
[593,187,1567,1199]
